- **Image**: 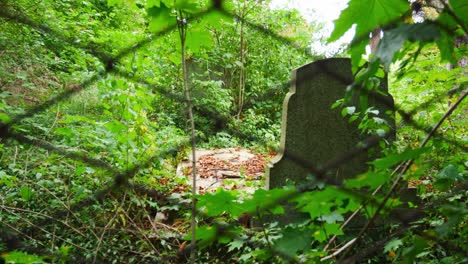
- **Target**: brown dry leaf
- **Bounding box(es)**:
[184,148,270,180]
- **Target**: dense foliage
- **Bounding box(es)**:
[0,0,466,263]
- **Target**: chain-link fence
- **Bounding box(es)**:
[0,0,466,263]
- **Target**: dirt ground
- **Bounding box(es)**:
[176,148,269,194]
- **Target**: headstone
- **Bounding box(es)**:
[266,58,395,189]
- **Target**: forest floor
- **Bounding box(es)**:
[176,148,273,194]
[174,148,432,194]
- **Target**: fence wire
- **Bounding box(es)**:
[0,0,466,263]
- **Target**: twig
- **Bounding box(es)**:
[3,208,89,250]
[92,192,127,264]
[0,220,44,247]
[321,238,356,262]
[340,229,406,263]
[323,162,407,251]
[13,145,18,167]
[320,89,467,261]
[51,224,56,253]
[32,180,99,240]
[46,104,60,135]
[115,195,161,256]
[420,89,467,147]
[0,204,86,238]
[257,207,272,248]
[137,195,180,233]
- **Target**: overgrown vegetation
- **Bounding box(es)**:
[0,0,466,263]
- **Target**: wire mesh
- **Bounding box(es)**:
[0,0,466,263]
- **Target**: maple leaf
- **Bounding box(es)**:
[329,0,409,43]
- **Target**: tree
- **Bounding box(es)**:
[193,0,467,262]
[411,0,468,68]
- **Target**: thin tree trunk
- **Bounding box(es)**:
[177,12,197,264]
[370,27,381,54]
[236,2,247,119]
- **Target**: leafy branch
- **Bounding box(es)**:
[335,88,467,262]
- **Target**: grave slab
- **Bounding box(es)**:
[259,58,414,227]
[266,58,395,189]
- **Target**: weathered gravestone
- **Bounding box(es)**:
[266,58,395,190]
[264,58,424,227]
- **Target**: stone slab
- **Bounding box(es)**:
[266,58,394,190]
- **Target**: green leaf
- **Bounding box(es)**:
[19,185,34,201]
[329,0,408,42]
[346,106,356,115]
[197,189,243,217]
[384,238,403,253]
[193,225,215,240]
[331,99,344,109]
[434,164,459,191]
[193,225,217,248]
[313,223,343,242]
[375,23,441,69]
[185,10,230,53]
[350,38,368,72]
[243,188,293,215]
[274,227,312,256]
[105,120,126,134]
[251,249,271,261]
[375,67,385,78]
[0,113,11,123]
[370,147,428,170]
[55,127,74,139]
[348,114,359,123]
[148,4,175,33]
[313,229,327,242]
[436,12,458,64]
[228,238,245,252]
[319,211,344,223]
[341,106,356,117]
[359,93,368,111]
[0,171,16,187]
[402,236,428,263]
[345,171,391,189]
[436,29,456,65]
[168,52,181,65]
[324,223,344,236]
[375,30,406,68]
[186,26,212,53]
[201,9,233,30]
[293,187,353,219]
[174,0,200,13]
[341,108,348,117]
[226,226,244,243]
[449,0,468,30]
[75,167,86,176]
[146,0,161,9]
[3,251,44,263]
[435,202,466,237]
[354,62,380,83]
[107,0,122,7]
